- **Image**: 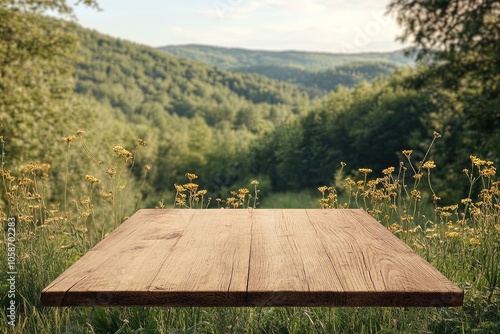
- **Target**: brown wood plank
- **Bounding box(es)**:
[41,209,463,307]
[247,209,346,306]
[246,209,463,306]
[146,209,252,306]
[41,209,196,306]
[304,209,463,306]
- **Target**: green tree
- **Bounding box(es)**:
[0,0,98,165]
[388,0,500,161]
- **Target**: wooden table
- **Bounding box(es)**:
[41,209,463,307]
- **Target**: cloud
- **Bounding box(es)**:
[172,0,403,52]
[199,0,264,19]
[262,0,381,13]
[264,0,325,12]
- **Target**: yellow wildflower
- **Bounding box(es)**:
[64,135,76,144]
[183,183,198,191]
[411,190,421,201]
[402,150,413,159]
[390,223,402,233]
[442,205,458,211]
[469,238,481,245]
[358,168,372,175]
[105,167,116,177]
[174,184,186,192]
[422,161,436,169]
[382,167,395,175]
[345,178,356,186]
[175,198,186,207]
[470,155,486,167]
[101,192,112,199]
[318,186,328,194]
[185,173,198,181]
[480,166,496,178]
[251,180,259,185]
[461,198,472,204]
[413,173,423,180]
[113,146,133,159]
[413,241,424,250]
[81,197,91,205]
[85,175,101,184]
[445,231,460,238]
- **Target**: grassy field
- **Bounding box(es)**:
[0,134,499,333]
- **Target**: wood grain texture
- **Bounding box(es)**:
[41,209,463,307]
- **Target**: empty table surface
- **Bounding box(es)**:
[41,209,463,307]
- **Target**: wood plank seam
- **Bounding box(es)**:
[40,209,464,307]
[245,209,254,306]
[304,210,348,292]
[144,210,197,292]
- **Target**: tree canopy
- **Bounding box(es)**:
[388,0,499,169]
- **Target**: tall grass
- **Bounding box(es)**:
[0,131,498,333]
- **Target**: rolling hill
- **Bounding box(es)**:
[158,44,414,70]
[159,44,413,94]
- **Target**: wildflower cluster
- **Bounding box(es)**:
[60,130,150,227]
[173,174,260,209]
[317,132,499,302]
[113,146,133,160]
[173,173,210,208]
[318,186,337,209]
[2,162,51,225]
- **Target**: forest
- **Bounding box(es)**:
[160,44,412,96]
[3,10,497,206]
[0,0,499,333]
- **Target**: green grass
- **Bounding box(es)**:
[0,135,499,333]
[261,190,319,209]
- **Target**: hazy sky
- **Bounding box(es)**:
[73,0,407,53]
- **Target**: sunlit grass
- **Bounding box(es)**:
[261,190,319,209]
[0,131,498,333]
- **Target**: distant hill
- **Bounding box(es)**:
[158,44,414,70]
[159,44,413,94]
[232,62,400,96]
[74,29,311,132]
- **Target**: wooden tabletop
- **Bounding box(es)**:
[41,209,463,307]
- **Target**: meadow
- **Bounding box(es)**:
[0,131,498,334]
[1,0,499,332]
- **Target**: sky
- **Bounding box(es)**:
[72,0,407,53]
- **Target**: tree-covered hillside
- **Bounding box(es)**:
[71,26,319,197]
[159,44,414,70]
[233,62,399,96]
[160,44,412,95]
[75,28,311,131]
[2,3,498,207]
[1,16,317,204]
